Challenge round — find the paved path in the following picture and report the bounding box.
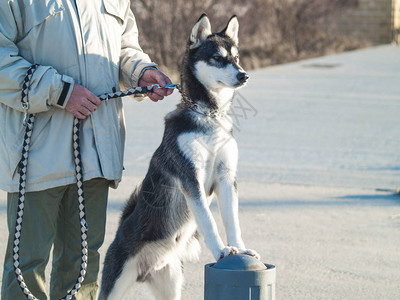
[1,45,399,299]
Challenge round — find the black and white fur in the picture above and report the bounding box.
[99,14,260,300]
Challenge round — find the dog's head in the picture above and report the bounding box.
[185,14,248,91]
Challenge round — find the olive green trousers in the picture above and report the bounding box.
[1,178,109,300]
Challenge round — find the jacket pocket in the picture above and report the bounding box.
[103,0,126,24]
[7,111,54,180]
[21,0,64,34]
[2,107,26,179]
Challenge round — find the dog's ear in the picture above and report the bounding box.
[189,13,212,49]
[221,15,239,45]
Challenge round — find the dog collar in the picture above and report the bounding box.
[176,85,225,118]
[187,103,225,118]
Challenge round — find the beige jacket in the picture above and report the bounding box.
[0,0,156,192]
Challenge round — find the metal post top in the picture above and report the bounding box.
[207,254,274,271]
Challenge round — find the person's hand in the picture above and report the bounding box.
[65,84,101,119]
[138,69,173,102]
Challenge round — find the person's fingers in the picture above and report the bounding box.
[151,70,166,86]
[78,105,92,117]
[163,74,173,86]
[153,87,170,97]
[154,74,174,96]
[77,85,100,106]
[84,89,101,106]
[73,111,86,119]
[82,98,98,113]
[154,71,173,88]
[159,73,174,96]
[70,102,93,119]
[66,83,103,119]
[148,92,164,102]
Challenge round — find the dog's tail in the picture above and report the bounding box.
[120,182,142,222]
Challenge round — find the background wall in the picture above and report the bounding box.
[393,0,400,42]
[337,0,398,44]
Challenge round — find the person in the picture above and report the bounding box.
[0,1,172,299]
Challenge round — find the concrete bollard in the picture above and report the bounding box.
[204,254,276,300]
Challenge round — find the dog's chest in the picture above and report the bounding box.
[177,121,238,191]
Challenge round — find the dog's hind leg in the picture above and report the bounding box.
[145,255,183,300]
[101,256,139,300]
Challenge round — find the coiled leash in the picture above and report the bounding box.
[13,64,179,300]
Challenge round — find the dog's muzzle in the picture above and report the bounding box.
[237,72,249,84]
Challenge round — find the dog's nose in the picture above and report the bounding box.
[237,72,249,83]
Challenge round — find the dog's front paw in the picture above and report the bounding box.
[218,246,239,260]
[238,248,261,260]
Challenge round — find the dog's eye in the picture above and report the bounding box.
[212,55,223,62]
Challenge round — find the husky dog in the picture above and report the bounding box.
[99,14,260,300]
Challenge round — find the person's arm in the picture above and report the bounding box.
[0,2,102,119]
[119,6,156,88]
[119,6,172,102]
[0,2,74,113]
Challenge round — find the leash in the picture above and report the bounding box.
[98,83,178,101]
[98,83,223,118]
[13,67,177,300]
[14,64,89,300]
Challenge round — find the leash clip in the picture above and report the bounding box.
[151,83,180,90]
[22,103,30,127]
[166,84,180,89]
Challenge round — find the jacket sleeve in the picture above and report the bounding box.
[119,5,157,91]
[0,2,74,113]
